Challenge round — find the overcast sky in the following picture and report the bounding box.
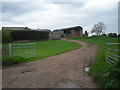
[1,0,119,35]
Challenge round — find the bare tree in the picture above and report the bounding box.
[91,22,106,35]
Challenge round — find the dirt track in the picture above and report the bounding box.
[2,40,99,88]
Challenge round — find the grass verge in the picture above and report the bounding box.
[72,36,120,88]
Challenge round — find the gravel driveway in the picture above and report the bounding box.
[2,40,99,88]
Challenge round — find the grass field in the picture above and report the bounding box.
[2,40,81,65]
[72,36,120,88]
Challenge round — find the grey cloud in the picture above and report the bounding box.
[2,2,32,22]
[2,2,46,22]
[53,2,85,7]
[1,1,118,34]
[2,2,32,14]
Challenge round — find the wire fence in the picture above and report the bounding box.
[106,43,120,65]
[9,43,36,58]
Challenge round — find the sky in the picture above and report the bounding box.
[1,0,119,35]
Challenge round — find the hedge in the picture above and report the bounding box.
[10,30,49,41]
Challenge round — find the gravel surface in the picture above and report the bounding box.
[2,39,99,88]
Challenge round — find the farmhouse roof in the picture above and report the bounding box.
[2,27,30,31]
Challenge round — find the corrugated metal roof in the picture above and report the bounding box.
[60,26,83,31]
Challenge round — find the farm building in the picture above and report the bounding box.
[60,26,83,38]
[2,27,31,31]
[49,30,61,40]
[49,26,83,40]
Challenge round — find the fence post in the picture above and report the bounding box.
[9,44,12,56]
[106,43,108,62]
[34,44,36,57]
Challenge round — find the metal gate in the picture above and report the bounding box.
[9,43,36,58]
[106,43,120,64]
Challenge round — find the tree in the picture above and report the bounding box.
[91,22,106,35]
[2,30,12,43]
[84,31,88,37]
[108,33,117,37]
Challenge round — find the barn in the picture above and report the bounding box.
[60,26,83,38]
[49,26,83,40]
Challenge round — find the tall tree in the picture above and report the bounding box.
[91,22,106,35]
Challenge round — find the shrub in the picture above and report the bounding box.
[101,34,107,36]
[2,30,12,43]
[89,35,95,37]
[108,33,117,37]
[89,35,98,38]
[118,33,120,37]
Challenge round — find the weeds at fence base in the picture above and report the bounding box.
[2,56,30,65]
[104,63,120,88]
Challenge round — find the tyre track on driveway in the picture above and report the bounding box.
[3,39,99,88]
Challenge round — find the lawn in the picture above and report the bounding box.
[72,36,120,88]
[2,40,81,65]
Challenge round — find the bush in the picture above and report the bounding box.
[89,35,99,38]
[2,30,12,43]
[101,34,107,36]
[118,33,120,37]
[90,35,96,37]
[108,33,117,37]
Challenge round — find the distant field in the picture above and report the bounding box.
[72,36,120,88]
[3,40,81,65]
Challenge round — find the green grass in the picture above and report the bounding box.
[2,40,81,65]
[72,36,120,88]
